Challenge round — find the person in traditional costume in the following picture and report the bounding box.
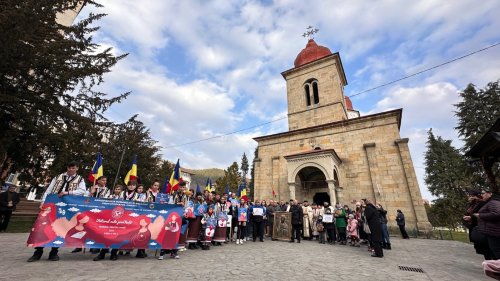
[120,180,139,201]
[92,179,124,261]
[146,180,161,203]
[116,180,139,257]
[27,162,86,262]
[186,193,205,250]
[236,199,248,245]
[74,175,110,254]
[110,184,123,200]
[228,193,239,242]
[133,184,148,258]
[214,196,229,245]
[311,203,321,240]
[302,201,313,240]
[89,176,111,199]
[173,182,188,207]
[135,184,147,202]
[201,206,217,250]
[158,213,182,259]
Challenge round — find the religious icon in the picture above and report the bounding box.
[272,211,292,241]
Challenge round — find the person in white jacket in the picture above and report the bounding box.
[27,162,87,262]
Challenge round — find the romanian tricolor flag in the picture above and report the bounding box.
[124,155,138,185]
[238,184,248,202]
[205,178,213,192]
[165,159,182,194]
[88,153,103,184]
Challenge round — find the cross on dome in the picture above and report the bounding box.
[302,26,319,39]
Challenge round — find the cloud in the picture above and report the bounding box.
[128,213,139,217]
[146,214,156,218]
[86,241,95,245]
[55,202,67,207]
[149,242,158,246]
[67,207,80,212]
[158,210,168,214]
[89,209,101,213]
[80,0,500,199]
[53,241,64,245]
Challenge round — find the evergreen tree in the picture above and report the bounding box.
[424,129,469,227]
[216,162,240,194]
[99,116,162,188]
[0,0,129,184]
[454,81,500,190]
[455,81,500,152]
[240,153,249,183]
[424,129,470,197]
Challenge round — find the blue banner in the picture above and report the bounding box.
[27,194,184,250]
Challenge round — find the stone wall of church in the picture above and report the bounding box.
[254,111,431,233]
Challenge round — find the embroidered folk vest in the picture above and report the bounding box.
[50,173,83,194]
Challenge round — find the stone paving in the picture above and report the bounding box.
[0,233,489,281]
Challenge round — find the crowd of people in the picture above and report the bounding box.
[2,162,412,262]
[462,188,500,279]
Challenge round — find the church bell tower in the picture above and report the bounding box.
[282,38,349,131]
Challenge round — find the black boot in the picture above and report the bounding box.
[48,248,59,261]
[93,251,106,261]
[110,249,118,261]
[27,248,43,262]
[386,243,391,250]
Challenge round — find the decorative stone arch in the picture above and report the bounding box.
[289,161,331,184]
[284,149,342,205]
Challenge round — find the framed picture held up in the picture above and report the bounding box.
[272,211,292,241]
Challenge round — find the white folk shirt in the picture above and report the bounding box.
[41,172,86,203]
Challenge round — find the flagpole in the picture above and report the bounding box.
[112,147,127,188]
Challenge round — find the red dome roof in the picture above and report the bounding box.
[294,39,332,68]
[344,96,353,110]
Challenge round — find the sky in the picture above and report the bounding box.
[80,0,500,201]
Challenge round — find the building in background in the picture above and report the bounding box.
[253,38,431,233]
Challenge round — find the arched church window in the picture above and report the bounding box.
[304,84,311,106]
[312,81,319,104]
[304,79,320,106]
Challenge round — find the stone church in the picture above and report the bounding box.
[253,39,431,232]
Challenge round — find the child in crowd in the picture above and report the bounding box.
[316,215,326,244]
[135,184,147,202]
[110,184,123,199]
[323,208,336,245]
[347,214,360,247]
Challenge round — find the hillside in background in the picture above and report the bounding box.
[188,168,225,188]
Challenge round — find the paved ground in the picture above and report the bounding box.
[0,233,489,281]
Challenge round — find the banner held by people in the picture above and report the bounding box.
[26,194,183,250]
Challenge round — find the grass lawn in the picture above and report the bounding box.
[432,229,470,243]
[5,218,36,233]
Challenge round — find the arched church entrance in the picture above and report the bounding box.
[313,192,330,206]
[294,166,330,204]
